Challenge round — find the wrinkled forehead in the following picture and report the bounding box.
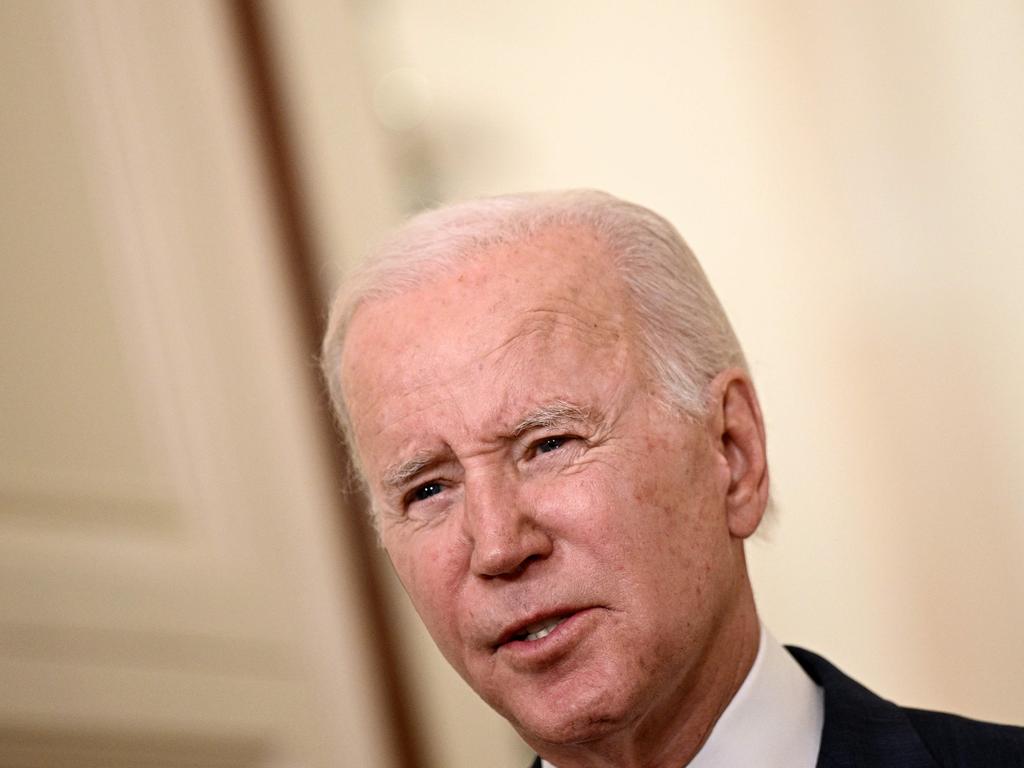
[338,226,636,442]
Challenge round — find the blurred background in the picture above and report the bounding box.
[1,1,1022,766]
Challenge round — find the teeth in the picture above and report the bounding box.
[523,616,566,642]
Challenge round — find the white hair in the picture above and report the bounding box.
[321,189,747,477]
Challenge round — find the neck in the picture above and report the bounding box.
[530,583,760,768]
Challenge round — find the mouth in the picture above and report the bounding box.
[495,609,582,649]
[514,614,572,643]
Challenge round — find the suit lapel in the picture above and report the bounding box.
[787,647,941,768]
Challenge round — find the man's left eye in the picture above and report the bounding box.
[535,436,567,454]
[411,482,444,502]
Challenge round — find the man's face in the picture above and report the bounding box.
[341,228,751,746]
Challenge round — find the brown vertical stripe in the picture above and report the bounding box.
[227,3,424,767]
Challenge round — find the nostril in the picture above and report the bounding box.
[514,553,544,574]
[481,551,548,582]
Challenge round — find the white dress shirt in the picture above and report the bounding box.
[541,624,824,768]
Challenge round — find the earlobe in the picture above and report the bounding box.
[709,369,769,539]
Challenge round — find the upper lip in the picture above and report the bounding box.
[492,606,586,648]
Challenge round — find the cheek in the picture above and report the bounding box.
[587,443,725,584]
[532,471,626,539]
[389,534,466,637]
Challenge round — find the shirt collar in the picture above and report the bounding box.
[687,624,824,768]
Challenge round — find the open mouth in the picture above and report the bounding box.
[510,613,572,643]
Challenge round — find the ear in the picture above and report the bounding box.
[707,368,769,539]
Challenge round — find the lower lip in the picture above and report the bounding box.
[497,608,596,666]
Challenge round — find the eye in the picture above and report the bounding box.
[409,481,444,504]
[535,436,568,455]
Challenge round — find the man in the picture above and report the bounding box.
[321,190,1023,767]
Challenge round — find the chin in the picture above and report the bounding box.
[505,679,638,748]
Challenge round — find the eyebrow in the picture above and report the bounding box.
[509,400,593,438]
[382,451,443,492]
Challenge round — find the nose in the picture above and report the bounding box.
[463,472,553,578]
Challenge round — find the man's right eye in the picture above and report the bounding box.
[410,482,444,504]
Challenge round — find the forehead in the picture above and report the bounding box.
[340,227,636,453]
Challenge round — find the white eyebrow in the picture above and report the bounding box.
[510,401,592,438]
[382,451,440,492]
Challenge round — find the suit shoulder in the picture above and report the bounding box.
[905,707,1024,767]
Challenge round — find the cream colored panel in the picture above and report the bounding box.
[0,0,174,533]
[0,724,268,768]
[1,1,396,766]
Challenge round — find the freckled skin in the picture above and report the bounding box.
[341,227,767,768]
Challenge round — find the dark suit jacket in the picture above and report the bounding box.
[791,646,1023,767]
[529,647,1024,767]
